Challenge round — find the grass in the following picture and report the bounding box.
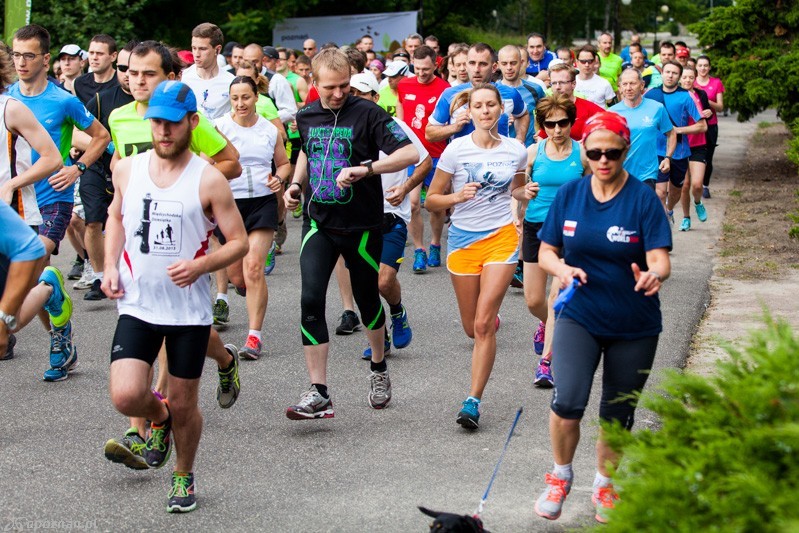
[729,190,743,197]
[758,121,776,128]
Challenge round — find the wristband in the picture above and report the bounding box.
[649,271,662,282]
[289,182,302,190]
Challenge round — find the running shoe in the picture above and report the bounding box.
[666,210,675,225]
[67,257,85,280]
[72,261,95,290]
[593,484,620,524]
[217,344,240,409]
[680,217,691,232]
[534,357,554,388]
[2,334,16,361]
[456,398,480,429]
[335,310,361,335]
[362,330,391,360]
[212,299,229,326]
[510,263,524,288]
[534,473,573,520]
[695,201,708,222]
[413,248,428,273]
[103,427,149,470]
[533,321,546,355]
[274,243,282,255]
[495,314,501,332]
[368,370,392,409]
[286,387,335,420]
[703,186,711,199]
[428,244,442,267]
[40,267,72,329]
[84,278,107,300]
[234,285,247,297]
[275,221,287,249]
[167,471,196,513]
[43,322,77,382]
[264,241,276,275]
[239,335,262,360]
[390,305,412,349]
[144,399,172,468]
[420,185,427,207]
[292,204,302,218]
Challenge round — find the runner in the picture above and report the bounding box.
[425,83,527,430]
[678,65,712,231]
[596,32,623,93]
[181,23,235,119]
[694,55,725,199]
[496,44,545,148]
[526,33,556,80]
[73,35,119,104]
[536,63,604,142]
[103,80,248,512]
[214,75,290,359]
[282,48,417,418]
[534,112,671,524]
[57,44,85,93]
[574,45,616,109]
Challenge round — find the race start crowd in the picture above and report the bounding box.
[0,22,724,520]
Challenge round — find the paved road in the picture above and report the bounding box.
[0,113,754,532]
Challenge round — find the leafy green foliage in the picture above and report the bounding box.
[601,314,799,531]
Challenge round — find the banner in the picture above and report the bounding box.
[4,0,32,44]
[273,11,418,53]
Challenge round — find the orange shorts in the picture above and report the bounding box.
[446,223,519,276]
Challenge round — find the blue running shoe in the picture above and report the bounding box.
[457,397,480,430]
[510,263,524,288]
[362,331,392,360]
[39,266,72,329]
[44,322,77,382]
[428,244,441,267]
[533,321,546,355]
[390,305,412,349]
[413,248,427,273]
[264,241,276,275]
[702,186,711,199]
[695,201,708,222]
[666,210,675,225]
[680,217,691,232]
[534,357,554,388]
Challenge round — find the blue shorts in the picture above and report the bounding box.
[38,201,73,254]
[380,216,408,271]
[409,157,439,187]
[656,156,688,187]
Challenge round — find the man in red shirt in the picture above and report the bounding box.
[538,62,604,141]
[397,45,451,273]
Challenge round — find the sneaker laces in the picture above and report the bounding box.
[596,485,618,509]
[544,473,570,502]
[244,336,260,350]
[50,328,69,354]
[296,389,322,410]
[371,372,388,395]
[218,367,233,392]
[170,473,192,498]
[148,426,168,452]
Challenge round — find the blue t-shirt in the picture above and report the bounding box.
[526,50,556,76]
[539,176,672,339]
[526,139,584,223]
[610,98,673,182]
[643,86,701,160]
[497,79,546,147]
[0,202,45,263]
[620,46,648,63]
[429,82,526,140]
[7,82,95,206]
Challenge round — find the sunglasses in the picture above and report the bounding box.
[585,148,625,161]
[543,118,571,129]
[117,64,129,72]
[577,59,594,64]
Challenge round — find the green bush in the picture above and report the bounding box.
[600,314,799,532]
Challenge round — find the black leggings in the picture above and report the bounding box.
[299,220,385,346]
[550,318,659,430]
[703,124,719,187]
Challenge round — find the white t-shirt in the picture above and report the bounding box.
[525,75,548,91]
[575,74,616,109]
[437,134,527,232]
[214,114,278,199]
[381,118,429,224]
[181,65,235,119]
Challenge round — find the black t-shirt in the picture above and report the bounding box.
[74,72,120,105]
[296,95,411,231]
[86,85,134,176]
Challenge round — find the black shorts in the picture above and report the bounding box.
[78,164,113,225]
[656,156,689,187]
[521,220,544,263]
[288,137,301,165]
[214,194,278,243]
[689,145,707,164]
[110,315,210,379]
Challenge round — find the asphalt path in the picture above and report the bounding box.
[0,113,754,532]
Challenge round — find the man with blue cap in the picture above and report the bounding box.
[102,80,248,513]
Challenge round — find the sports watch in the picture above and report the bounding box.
[75,161,87,174]
[361,159,374,177]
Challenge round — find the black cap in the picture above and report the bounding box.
[222,41,240,57]
[262,46,279,59]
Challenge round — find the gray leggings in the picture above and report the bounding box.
[550,318,659,430]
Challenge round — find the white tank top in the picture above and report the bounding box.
[213,114,277,199]
[0,95,43,226]
[117,151,216,325]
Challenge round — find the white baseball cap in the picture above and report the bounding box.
[383,60,409,77]
[59,44,83,58]
[350,72,380,94]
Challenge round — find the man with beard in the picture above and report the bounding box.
[104,80,247,512]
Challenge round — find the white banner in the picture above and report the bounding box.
[273,11,419,53]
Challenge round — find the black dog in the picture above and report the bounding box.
[418,507,489,533]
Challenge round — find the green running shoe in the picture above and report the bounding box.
[144,400,172,469]
[167,471,196,513]
[39,266,72,329]
[104,427,149,470]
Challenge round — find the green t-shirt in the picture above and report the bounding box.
[256,94,280,121]
[377,85,398,117]
[108,101,227,158]
[284,71,303,103]
[598,52,623,92]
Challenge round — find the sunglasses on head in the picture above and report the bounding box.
[543,118,571,129]
[585,148,625,161]
[117,64,129,72]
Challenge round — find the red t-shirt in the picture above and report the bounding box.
[305,84,319,105]
[397,75,451,158]
[539,97,604,141]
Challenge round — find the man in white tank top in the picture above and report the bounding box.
[102,81,248,513]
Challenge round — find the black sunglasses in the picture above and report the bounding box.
[585,148,625,161]
[117,64,129,72]
[543,118,571,129]
[577,59,594,64]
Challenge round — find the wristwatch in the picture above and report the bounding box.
[0,309,17,330]
[361,159,374,177]
[75,161,87,174]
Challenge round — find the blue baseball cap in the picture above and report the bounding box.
[144,80,197,122]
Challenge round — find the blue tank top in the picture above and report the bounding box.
[525,139,584,223]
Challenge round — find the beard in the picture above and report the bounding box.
[152,127,192,160]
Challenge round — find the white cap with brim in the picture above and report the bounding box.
[59,44,82,57]
[350,72,380,94]
[383,61,409,77]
